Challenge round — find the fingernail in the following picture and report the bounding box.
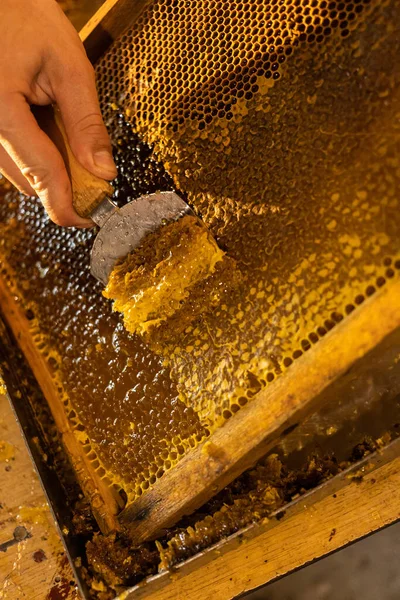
[93,151,117,179]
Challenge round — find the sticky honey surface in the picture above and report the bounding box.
[0,0,400,507]
[97,0,400,432]
[104,215,225,335]
[0,128,208,502]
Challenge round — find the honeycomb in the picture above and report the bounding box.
[1,0,400,508]
[0,122,208,502]
[103,215,225,335]
[96,0,400,428]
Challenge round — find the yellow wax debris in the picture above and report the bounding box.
[104,216,224,336]
[0,440,15,461]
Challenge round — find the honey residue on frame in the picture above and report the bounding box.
[0,440,15,462]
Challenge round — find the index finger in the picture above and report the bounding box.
[0,91,92,227]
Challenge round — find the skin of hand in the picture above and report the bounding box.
[0,0,117,227]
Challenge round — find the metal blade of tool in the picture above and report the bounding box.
[90,192,194,284]
[35,105,196,285]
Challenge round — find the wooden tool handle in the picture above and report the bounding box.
[35,105,114,218]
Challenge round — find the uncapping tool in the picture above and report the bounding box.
[38,106,193,285]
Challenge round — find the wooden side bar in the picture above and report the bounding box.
[119,280,400,542]
[126,437,400,599]
[0,275,123,534]
[80,0,150,62]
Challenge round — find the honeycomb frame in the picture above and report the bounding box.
[0,0,400,518]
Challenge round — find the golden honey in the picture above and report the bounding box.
[0,1,399,596]
[104,215,225,335]
[0,0,400,524]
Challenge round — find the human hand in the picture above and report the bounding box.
[0,0,116,227]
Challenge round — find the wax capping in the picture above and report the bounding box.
[103,215,225,335]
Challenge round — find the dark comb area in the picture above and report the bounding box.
[0,117,207,502]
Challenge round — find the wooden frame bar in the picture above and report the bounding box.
[80,0,150,62]
[124,437,400,600]
[119,280,400,541]
[0,274,123,534]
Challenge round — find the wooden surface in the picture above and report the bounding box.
[119,279,400,542]
[0,273,122,536]
[127,438,400,600]
[0,393,80,600]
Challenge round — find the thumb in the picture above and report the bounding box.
[53,58,117,181]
